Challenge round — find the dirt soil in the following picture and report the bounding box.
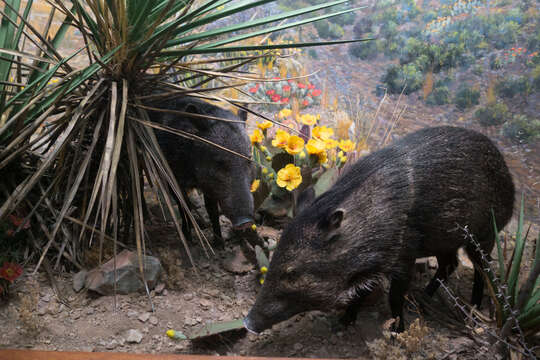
[1,216,539,359]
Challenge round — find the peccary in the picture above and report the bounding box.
[149,97,255,244]
[245,126,514,333]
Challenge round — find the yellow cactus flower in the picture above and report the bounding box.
[260,266,268,274]
[299,114,317,126]
[338,151,344,158]
[250,179,260,193]
[260,145,268,152]
[251,224,257,231]
[338,139,356,152]
[268,172,274,179]
[306,139,326,155]
[317,151,328,164]
[299,151,306,159]
[340,155,347,164]
[276,164,302,191]
[250,129,263,144]
[257,121,273,130]
[259,278,265,285]
[262,167,268,174]
[272,129,290,148]
[285,135,305,155]
[324,138,338,149]
[278,108,292,119]
[266,156,272,161]
[312,126,334,141]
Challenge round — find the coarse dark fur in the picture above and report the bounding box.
[149,97,255,244]
[245,126,514,334]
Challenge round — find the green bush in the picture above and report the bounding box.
[353,18,373,37]
[472,64,484,76]
[492,21,519,49]
[454,85,480,110]
[531,65,540,91]
[425,86,451,105]
[474,103,509,127]
[489,54,504,70]
[496,76,532,98]
[330,6,356,26]
[349,36,377,60]
[314,20,344,39]
[382,63,424,95]
[502,115,540,143]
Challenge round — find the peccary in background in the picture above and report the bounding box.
[245,126,514,333]
[149,97,255,245]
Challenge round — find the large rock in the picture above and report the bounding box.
[85,250,161,295]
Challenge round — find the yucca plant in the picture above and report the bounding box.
[0,0,367,273]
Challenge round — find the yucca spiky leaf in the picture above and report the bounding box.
[0,0,367,272]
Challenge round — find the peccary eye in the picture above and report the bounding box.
[285,266,294,274]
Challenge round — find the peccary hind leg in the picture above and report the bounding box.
[424,253,459,296]
[465,239,494,308]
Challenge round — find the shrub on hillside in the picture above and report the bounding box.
[349,36,377,60]
[474,103,509,127]
[495,76,532,98]
[353,18,373,37]
[314,21,344,39]
[382,63,423,95]
[425,86,451,105]
[454,85,480,110]
[502,115,540,143]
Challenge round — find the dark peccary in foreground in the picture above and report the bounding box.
[149,97,255,245]
[245,126,514,333]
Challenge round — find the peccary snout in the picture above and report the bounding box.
[246,126,514,334]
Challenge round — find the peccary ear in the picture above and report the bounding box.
[238,108,248,122]
[327,208,345,230]
[185,103,210,132]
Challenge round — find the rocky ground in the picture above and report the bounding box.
[1,214,538,359]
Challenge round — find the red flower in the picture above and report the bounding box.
[249,87,258,93]
[266,89,275,96]
[8,214,30,229]
[0,262,23,283]
[302,99,309,106]
[307,83,315,90]
[297,83,306,89]
[272,77,281,80]
[283,85,291,92]
[287,79,294,83]
[281,97,289,104]
[311,89,322,97]
[271,94,281,102]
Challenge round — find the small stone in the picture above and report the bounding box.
[81,346,94,352]
[127,310,138,318]
[200,299,212,308]
[71,311,81,320]
[73,270,88,293]
[474,327,485,335]
[149,316,158,326]
[162,289,168,296]
[118,337,126,346]
[242,310,248,317]
[294,343,303,351]
[196,317,202,323]
[174,344,185,351]
[155,283,165,294]
[42,294,51,303]
[125,329,144,344]
[106,339,118,350]
[183,293,194,301]
[86,308,95,315]
[138,312,151,323]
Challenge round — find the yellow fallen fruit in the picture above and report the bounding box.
[251,224,257,231]
[259,278,265,285]
[260,266,268,274]
[166,330,187,340]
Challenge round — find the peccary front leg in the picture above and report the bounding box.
[203,193,224,246]
[425,253,459,296]
[389,259,415,332]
